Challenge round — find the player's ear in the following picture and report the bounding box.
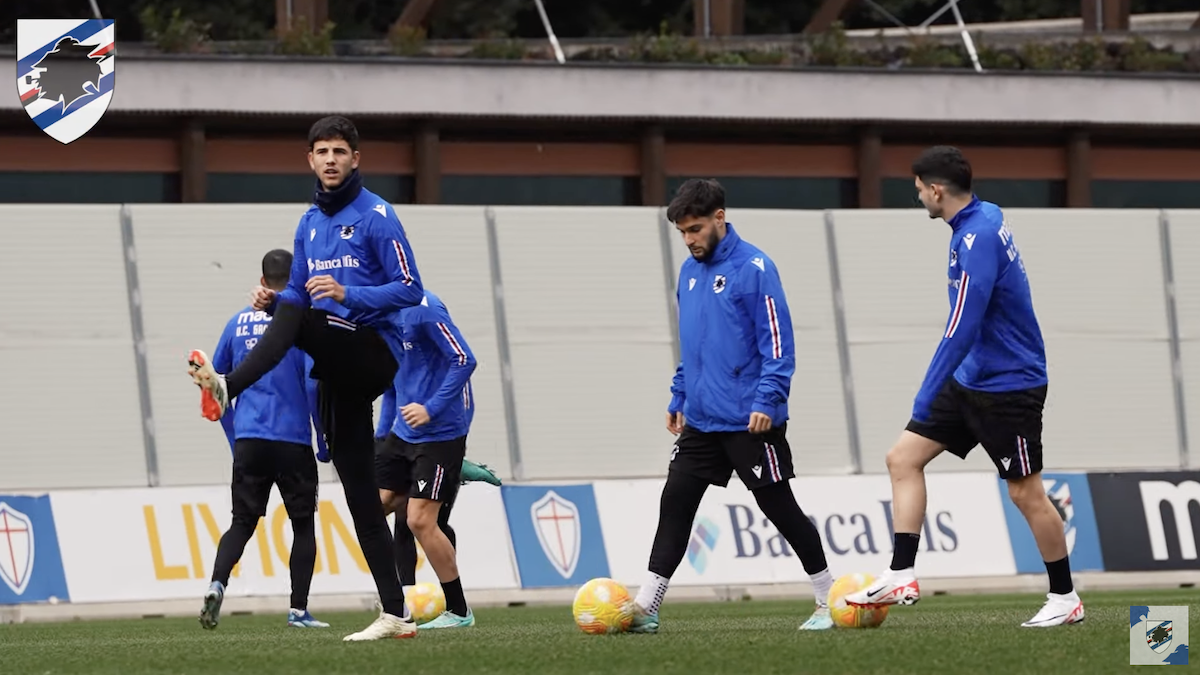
[351,150,361,169]
[260,276,267,287]
[306,151,316,172]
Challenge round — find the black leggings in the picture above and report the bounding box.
[226,305,407,617]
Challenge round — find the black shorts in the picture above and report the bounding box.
[670,423,794,490]
[906,379,1047,480]
[375,433,465,504]
[231,439,319,519]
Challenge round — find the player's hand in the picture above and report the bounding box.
[401,403,431,428]
[748,412,773,434]
[666,411,685,435]
[306,275,345,302]
[250,285,276,310]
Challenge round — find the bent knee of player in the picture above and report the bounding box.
[886,432,940,475]
[406,500,441,534]
[1005,473,1046,511]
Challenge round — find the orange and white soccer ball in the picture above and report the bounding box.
[828,573,889,628]
[405,582,446,625]
[572,577,635,634]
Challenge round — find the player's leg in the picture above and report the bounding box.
[729,426,834,630]
[187,304,310,421]
[437,480,458,550]
[407,438,473,629]
[972,386,1082,627]
[630,427,723,633]
[375,435,418,589]
[323,384,416,641]
[202,440,272,629]
[846,382,973,608]
[276,442,328,628]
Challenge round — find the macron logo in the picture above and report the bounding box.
[751,257,765,272]
[309,255,361,272]
[963,233,976,250]
[373,204,387,217]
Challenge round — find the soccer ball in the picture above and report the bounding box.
[828,573,889,628]
[405,582,446,625]
[572,577,635,635]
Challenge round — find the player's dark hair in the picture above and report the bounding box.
[308,115,359,151]
[912,146,972,194]
[262,249,292,288]
[666,179,726,223]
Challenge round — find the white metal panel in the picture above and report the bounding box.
[833,209,959,472]
[1012,209,1176,469]
[0,206,147,489]
[131,205,319,486]
[666,210,852,474]
[393,206,511,477]
[493,207,675,479]
[1165,210,1200,468]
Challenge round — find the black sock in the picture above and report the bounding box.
[647,471,710,578]
[394,517,418,587]
[751,481,828,575]
[289,516,317,611]
[211,516,257,587]
[442,577,468,616]
[1045,556,1073,595]
[891,533,920,571]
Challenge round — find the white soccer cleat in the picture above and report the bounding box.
[187,349,229,421]
[844,568,921,608]
[342,611,417,641]
[1021,591,1084,628]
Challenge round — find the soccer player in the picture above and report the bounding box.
[844,146,1084,628]
[630,179,836,633]
[187,115,426,641]
[375,388,500,603]
[200,249,330,631]
[374,290,478,629]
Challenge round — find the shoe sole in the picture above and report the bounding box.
[1022,615,1085,628]
[187,350,224,421]
[199,592,222,630]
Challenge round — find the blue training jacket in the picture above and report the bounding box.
[275,185,425,337]
[668,224,795,432]
[911,196,1048,423]
[213,307,328,459]
[374,292,477,444]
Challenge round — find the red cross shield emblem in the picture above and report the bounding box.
[0,502,35,596]
[530,491,580,579]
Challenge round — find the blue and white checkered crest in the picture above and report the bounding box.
[16,19,115,145]
[1147,618,1173,654]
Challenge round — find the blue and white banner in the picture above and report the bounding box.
[500,485,611,588]
[0,495,70,605]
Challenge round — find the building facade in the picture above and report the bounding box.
[3,56,1199,209]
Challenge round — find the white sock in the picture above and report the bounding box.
[888,566,916,581]
[635,572,670,616]
[810,568,834,607]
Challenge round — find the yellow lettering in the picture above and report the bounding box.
[319,500,368,574]
[197,504,238,578]
[254,518,275,577]
[182,504,205,579]
[143,505,188,581]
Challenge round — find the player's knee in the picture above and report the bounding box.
[1005,474,1044,511]
[885,444,916,475]
[406,502,440,534]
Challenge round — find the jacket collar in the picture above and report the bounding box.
[947,195,981,232]
[314,169,364,217]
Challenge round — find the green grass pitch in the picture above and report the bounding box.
[1,588,1194,674]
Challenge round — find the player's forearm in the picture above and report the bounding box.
[752,365,793,413]
[342,280,424,312]
[913,332,977,420]
[425,363,476,420]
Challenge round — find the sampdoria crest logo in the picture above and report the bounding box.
[16,19,116,145]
